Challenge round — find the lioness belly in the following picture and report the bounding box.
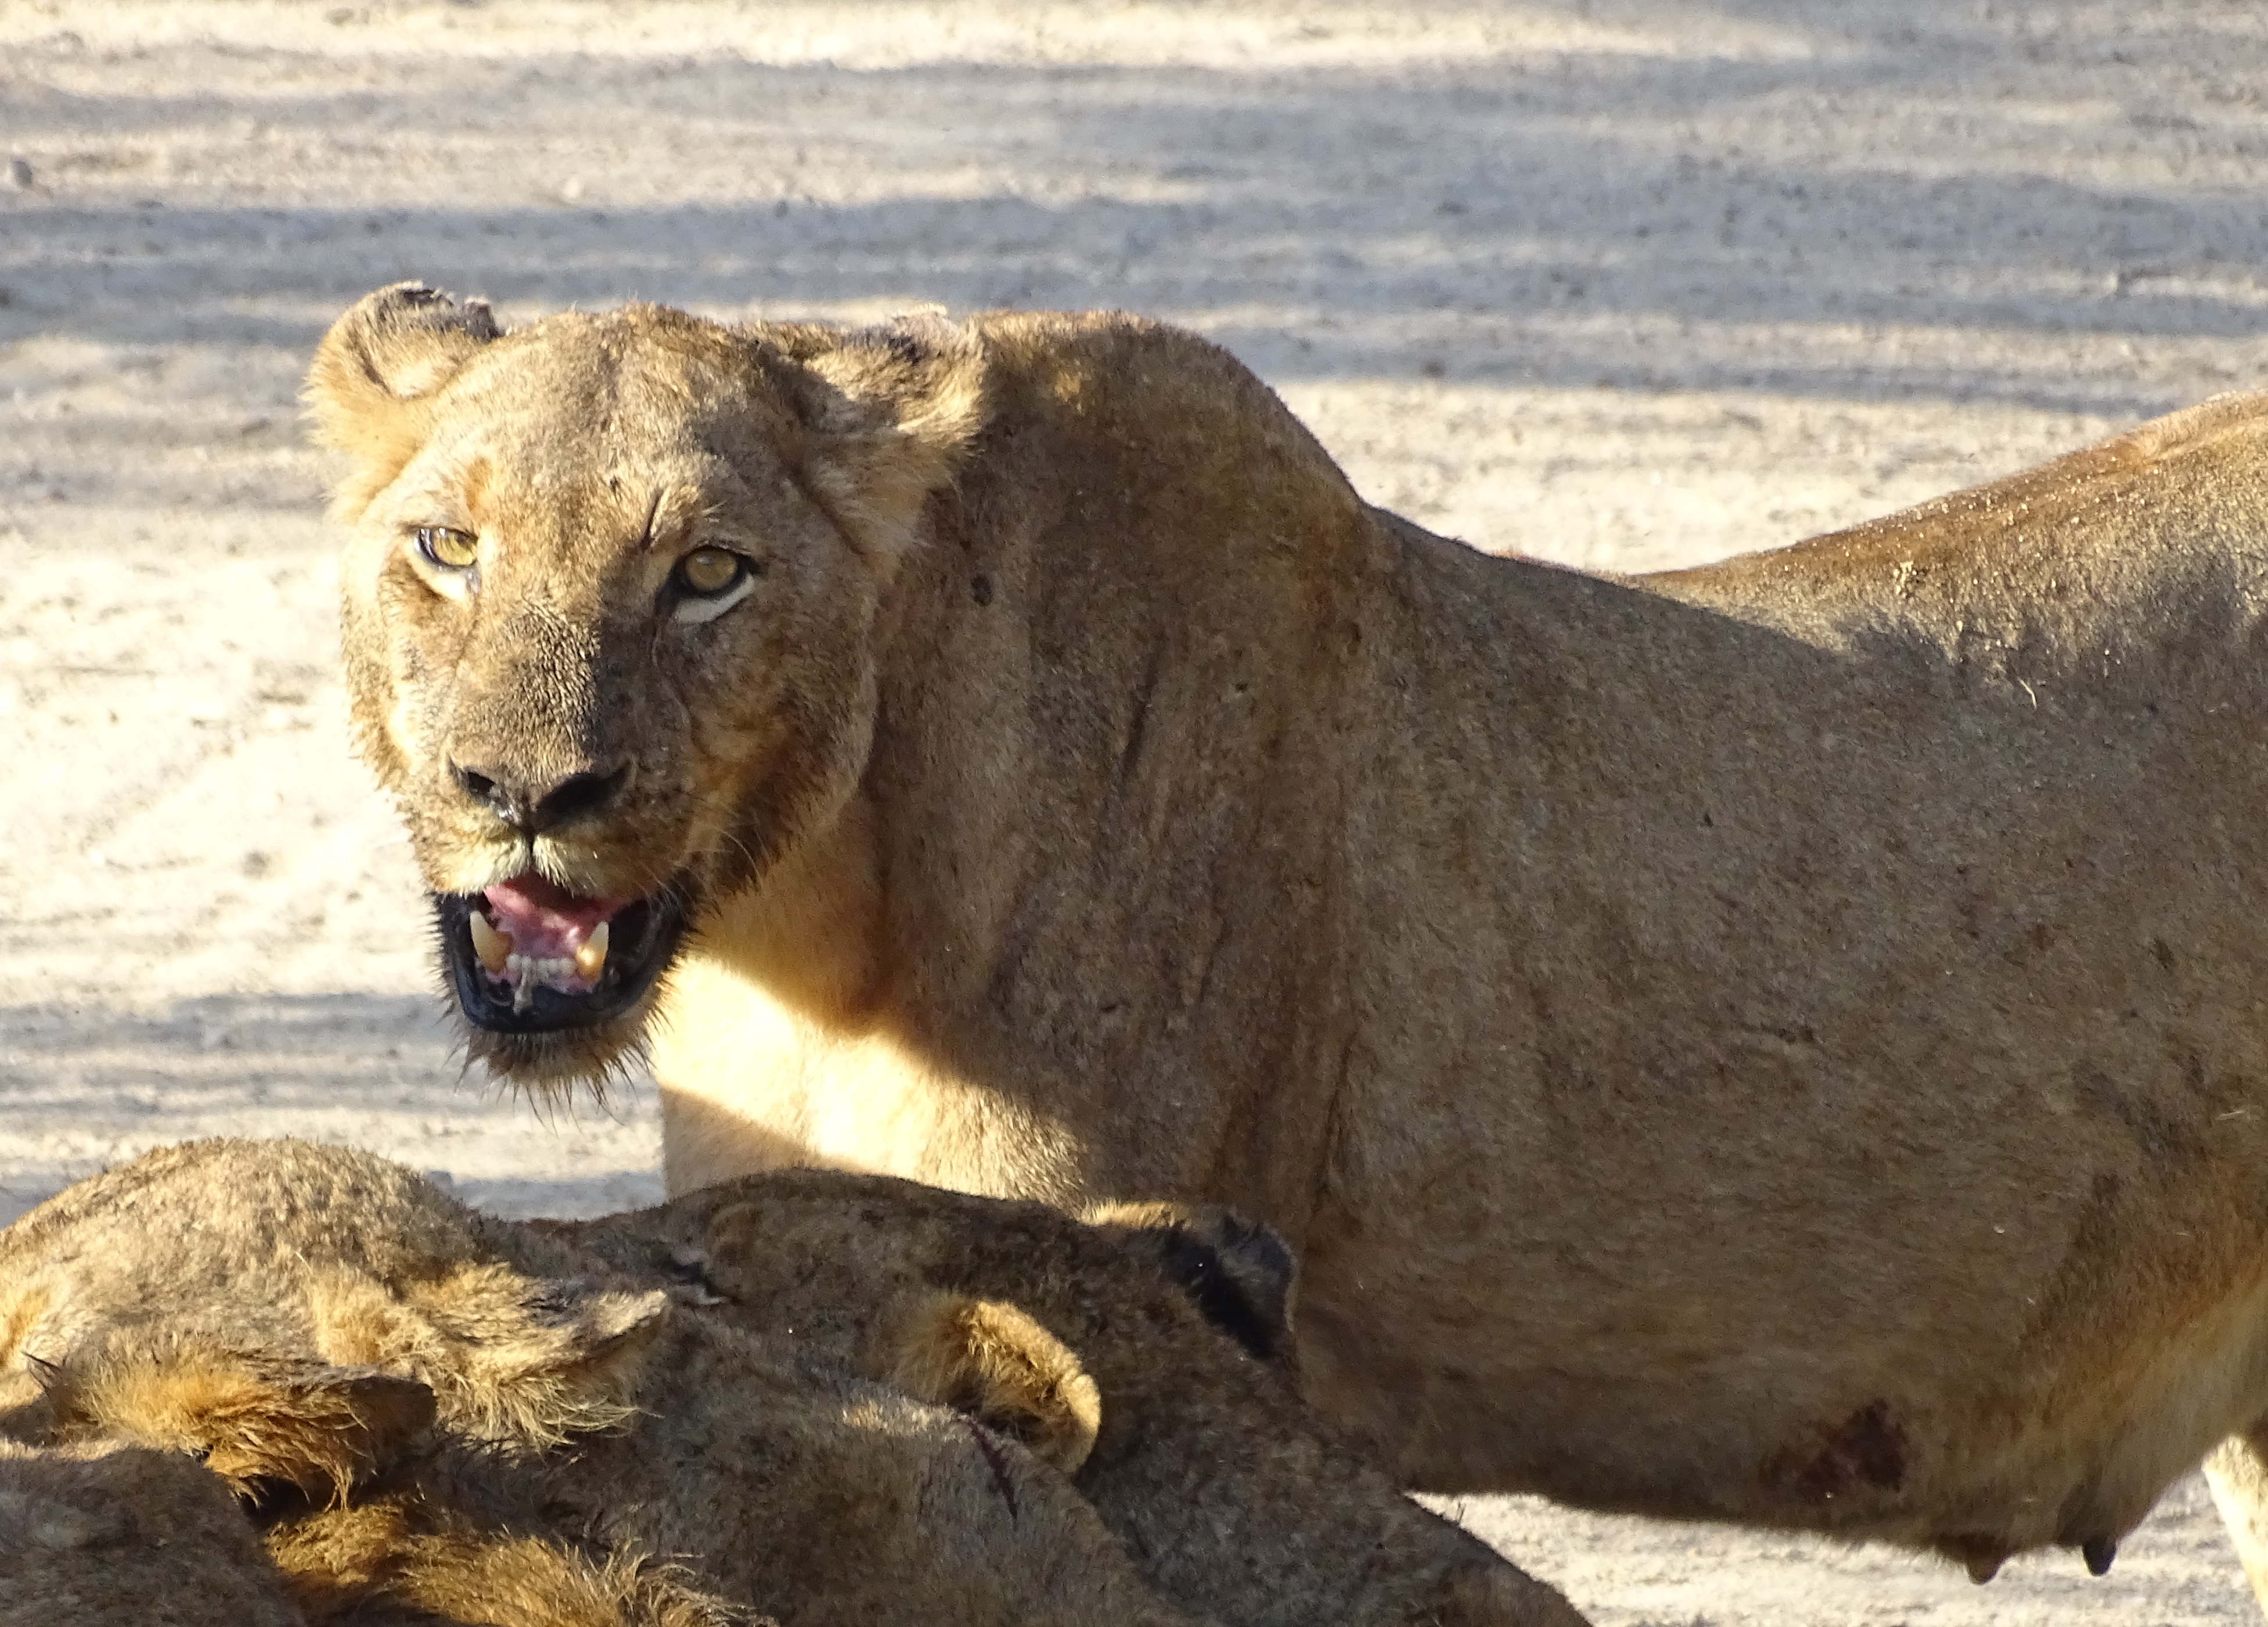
[1293,1146,2268,1560]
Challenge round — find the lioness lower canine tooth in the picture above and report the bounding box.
[470,909,513,974]
[575,919,610,981]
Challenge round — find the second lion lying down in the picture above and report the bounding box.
[0,1139,1582,1627]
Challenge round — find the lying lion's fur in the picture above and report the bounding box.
[0,1439,301,1627]
[313,286,2268,1599]
[1,1141,1583,1627]
[0,1141,1204,1627]
[559,1171,1580,1627]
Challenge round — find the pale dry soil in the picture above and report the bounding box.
[4,2,2267,1620]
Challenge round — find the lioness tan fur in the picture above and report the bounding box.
[1,1141,1584,1627]
[312,284,2268,1603]
[0,1140,1208,1627]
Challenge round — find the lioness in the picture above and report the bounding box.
[313,284,2268,1603]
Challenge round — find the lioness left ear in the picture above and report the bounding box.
[796,314,985,565]
[305,282,500,516]
[885,1295,1101,1476]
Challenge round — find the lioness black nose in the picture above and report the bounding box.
[451,760,632,833]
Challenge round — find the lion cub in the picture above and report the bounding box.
[1,1140,1584,1627]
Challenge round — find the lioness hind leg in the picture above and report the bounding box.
[2205,1428,2268,1618]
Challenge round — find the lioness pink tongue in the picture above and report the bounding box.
[478,873,620,998]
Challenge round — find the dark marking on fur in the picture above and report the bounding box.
[662,1249,728,1307]
[1117,645,1162,785]
[239,1475,322,1526]
[1154,1223,1290,1364]
[2073,1060,2192,1159]
[963,1416,1019,1521]
[1780,1400,1906,1500]
[854,311,956,369]
[970,574,993,607]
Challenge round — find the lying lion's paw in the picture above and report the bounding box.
[884,1295,1101,1476]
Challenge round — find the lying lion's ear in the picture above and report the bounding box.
[59,1345,435,1502]
[794,313,986,565]
[486,1282,671,1450]
[319,1266,670,1453]
[305,282,500,512]
[885,1295,1101,1476]
[1087,1201,1300,1368]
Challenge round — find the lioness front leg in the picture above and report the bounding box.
[2206,1427,2268,1618]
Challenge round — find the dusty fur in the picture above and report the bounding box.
[0,1439,301,1627]
[310,285,2268,1600]
[4,1142,1584,1627]
[564,1169,1590,1627]
[10,1139,1485,1627]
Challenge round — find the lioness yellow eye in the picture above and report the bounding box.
[414,525,478,569]
[675,547,744,596]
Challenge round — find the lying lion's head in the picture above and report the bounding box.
[307,286,981,1085]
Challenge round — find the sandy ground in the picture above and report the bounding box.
[5,1,2268,1619]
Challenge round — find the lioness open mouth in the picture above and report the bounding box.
[434,873,688,1034]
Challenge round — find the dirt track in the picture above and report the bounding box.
[5,3,2268,1619]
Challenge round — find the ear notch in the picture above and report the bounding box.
[1086,1201,1300,1367]
[305,282,500,515]
[793,312,986,565]
[886,1295,1101,1476]
[58,1344,435,1502]
[319,1265,670,1454]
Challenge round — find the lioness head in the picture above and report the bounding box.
[307,285,981,1085]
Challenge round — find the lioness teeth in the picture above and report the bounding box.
[574,920,609,981]
[500,944,602,1012]
[469,909,513,974]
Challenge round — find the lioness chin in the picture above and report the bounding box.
[314,283,2268,1614]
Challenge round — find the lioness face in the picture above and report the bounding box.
[308,288,972,1084]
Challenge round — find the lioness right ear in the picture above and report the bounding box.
[795,313,986,567]
[305,282,499,510]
